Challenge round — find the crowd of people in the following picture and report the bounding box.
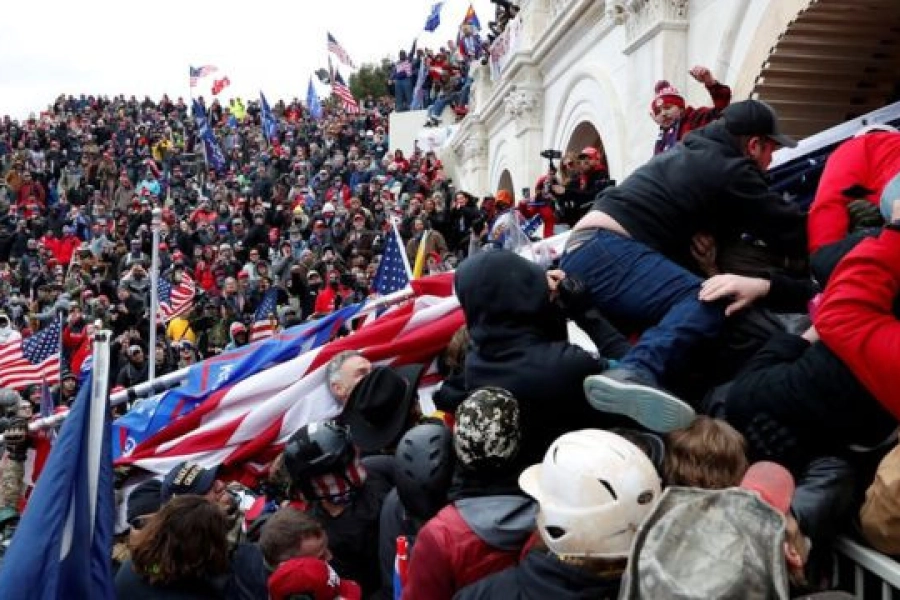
[0,52,898,599]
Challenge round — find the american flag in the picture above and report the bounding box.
[0,320,62,390]
[158,271,196,323]
[250,288,279,342]
[115,275,460,480]
[327,32,355,68]
[189,65,218,88]
[374,224,412,295]
[331,71,360,114]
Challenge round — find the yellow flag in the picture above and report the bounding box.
[412,231,430,278]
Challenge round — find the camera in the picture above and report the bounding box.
[540,149,562,161]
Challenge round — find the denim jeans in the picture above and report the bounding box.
[394,79,413,112]
[560,229,724,382]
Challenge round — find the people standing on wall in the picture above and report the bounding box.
[651,65,732,155]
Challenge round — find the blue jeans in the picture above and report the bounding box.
[560,230,724,382]
[394,79,413,112]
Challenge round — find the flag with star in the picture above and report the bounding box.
[373,221,412,296]
[0,318,62,390]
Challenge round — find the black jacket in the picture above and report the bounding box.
[454,549,621,600]
[725,331,895,470]
[455,251,616,464]
[594,121,807,263]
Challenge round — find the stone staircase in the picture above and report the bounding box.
[753,0,900,140]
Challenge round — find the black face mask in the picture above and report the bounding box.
[309,282,322,291]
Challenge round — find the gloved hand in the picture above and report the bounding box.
[3,418,30,462]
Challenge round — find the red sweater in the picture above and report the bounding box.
[815,228,900,419]
[808,132,900,253]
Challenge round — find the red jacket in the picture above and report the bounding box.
[654,82,732,155]
[808,132,900,253]
[62,323,91,375]
[815,228,900,419]
[401,504,522,600]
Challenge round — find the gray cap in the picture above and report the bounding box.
[620,486,790,600]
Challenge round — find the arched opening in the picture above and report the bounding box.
[752,0,900,140]
[564,121,610,169]
[497,169,514,195]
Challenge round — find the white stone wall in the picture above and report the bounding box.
[446,0,814,196]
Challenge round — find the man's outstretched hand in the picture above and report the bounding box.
[699,274,770,316]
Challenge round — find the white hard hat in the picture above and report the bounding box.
[519,429,661,559]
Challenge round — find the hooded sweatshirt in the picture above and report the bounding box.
[455,250,611,463]
[402,467,537,600]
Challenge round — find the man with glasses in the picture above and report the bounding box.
[561,100,807,433]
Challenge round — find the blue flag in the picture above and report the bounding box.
[192,99,227,173]
[424,1,444,31]
[260,91,278,143]
[306,77,323,120]
[0,365,115,600]
[112,302,362,458]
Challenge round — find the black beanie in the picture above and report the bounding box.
[127,479,163,524]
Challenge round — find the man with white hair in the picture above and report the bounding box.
[327,350,372,407]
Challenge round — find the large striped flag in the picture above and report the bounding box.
[327,32,355,68]
[250,288,279,342]
[332,71,360,114]
[189,64,218,88]
[114,276,459,480]
[158,271,196,323]
[0,319,62,390]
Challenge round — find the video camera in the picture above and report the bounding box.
[540,149,562,161]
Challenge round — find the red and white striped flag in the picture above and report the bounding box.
[250,288,278,342]
[189,65,219,88]
[116,275,460,480]
[331,71,360,114]
[0,320,62,391]
[327,32,355,68]
[158,271,196,323]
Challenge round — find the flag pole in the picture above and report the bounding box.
[148,208,162,383]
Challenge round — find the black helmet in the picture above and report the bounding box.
[394,423,454,521]
[283,420,355,485]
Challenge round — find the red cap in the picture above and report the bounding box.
[238,271,250,280]
[740,461,795,515]
[579,147,600,159]
[267,558,361,600]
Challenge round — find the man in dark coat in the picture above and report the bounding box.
[454,250,631,463]
[563,100,806,432]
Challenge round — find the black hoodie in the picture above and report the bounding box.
[455,251,612,463]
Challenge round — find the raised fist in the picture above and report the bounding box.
[689,65,715,86]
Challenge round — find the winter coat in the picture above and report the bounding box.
[402,496,537,600]
[808,132,900,254]
[455,250,613,463]
[454,548,621,600]
[816,228,900,421]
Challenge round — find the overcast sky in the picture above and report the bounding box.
[1,0,495,120]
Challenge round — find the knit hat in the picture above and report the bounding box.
[268,557,361,600]
[651,80,685,113]
[454,387,521,471]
